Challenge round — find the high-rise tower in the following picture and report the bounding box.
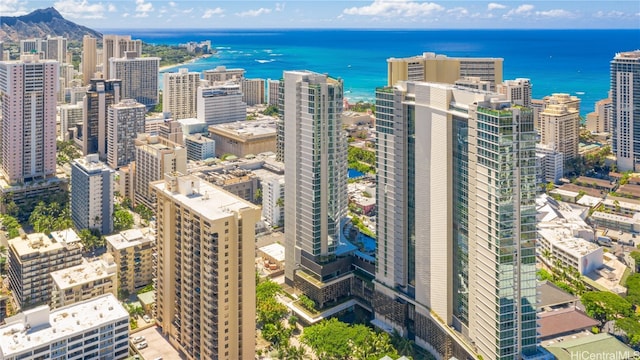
[81,79,121,159]
[0,54,58,185]
[102,35,142,79]
[82,35,97,85]
[107,99,146,169]
[163,68,201,120]
[374,81,542,360]
[152,173,260,360]
[109,53,159,109]
[611,50,640,171]
[282,70,349,306]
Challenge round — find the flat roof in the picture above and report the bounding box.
[538,281,578,309]
[209,120,277,137]
[137,291,155,306]
[0,294,128,357]
[538,307,599,339]
[544,333,635,360]
[617,184,640,198]
[591,211,640,225]
[50,257,116,290]
[50,228,82,245]
[259,243,285,262]
[9,232,81,258]
[151,174,259,221]
[105,228,154,251]
[558,184,605,198]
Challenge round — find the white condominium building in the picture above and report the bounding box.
[163,68,201,120]
[0,294,129,360]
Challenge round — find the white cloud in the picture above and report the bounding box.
[275,3,285,12]
[594,10,626,18]
[182,8,193,14]
[168,1,176,7]
[535,9,575,18]
[447,7,468,17]
[236,8,272,17]
[342,0,444,18]
[0,0,28,16]
[504,4,534,17]
[202,7,224,18]
[107,3,116,12]
[53,0,105,19]
[123,12,130,17]
[135,0,153,17]
[487,3,506,11]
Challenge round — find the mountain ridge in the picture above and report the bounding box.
[0,7,102,42]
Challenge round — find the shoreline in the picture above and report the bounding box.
[159,54,212,72]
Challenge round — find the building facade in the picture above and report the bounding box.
[498,78,532,107]
[539,94,581,164]
[0,54,58,185]
[71,154,114,235]
[80,79,121,159]
[81,35,97,85]
[0,294,129,360]
[109,53,160,109]
[611,50,640,171]
[387,52,503,90]
[50,255,118,309]
[185,134,216,160]
[202,65,245,84]
[262,177,285,227]
[134,134,187,209]
[208,119,277,158]
[241,78,265,105]
[267,79,280,106]
[45,36,67,64]
[102,34,142,79]
[105,228,154,294]
[8,231,83,310]
[197,84,247,125]
[152,173,260,360]
[163,68,201,120]
[107,99,146,169]
[374,81,541,360]
[282,70,349,305]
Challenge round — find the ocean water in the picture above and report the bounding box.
[106,29,640,116]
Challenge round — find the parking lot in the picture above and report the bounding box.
[131,326,185,360]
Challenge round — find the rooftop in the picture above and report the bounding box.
[544,333,635,360]
[209,119,277,138]
[9,232,82,258]
[105,228,153,251]
[73,154,112,174]
[0,294,127,357]
[50,256,117,290]
[538,281,578,309]
[259,243,285,263]
[151,173,259,221]
[388,52,502,62]
[538,307,599,340]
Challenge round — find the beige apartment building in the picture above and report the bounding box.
[152,173,260,360]
[540,93,581,164]
[82,35,97,85]
[208,119,277,158]
[241,78,265,105]
[134,134,187,209]
[105,228,154,294]
[387,51,503,90]
[8,230,83,310]
[50,255,118,308]
[163,68,201,120]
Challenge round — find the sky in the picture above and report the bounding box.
[1,0,639,29]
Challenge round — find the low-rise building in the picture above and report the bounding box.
[591,211,640,233]
[537,229,603,275]
[105,228,154,295]
[185,134,216,160]
[208,119,277,158]
[261,176,284,227]
[8,231,83,310]
[0,294,129,360]
[50,255,118,308]
[536,144,564,184]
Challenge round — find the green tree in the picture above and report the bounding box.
[134,203,154,222]
[276,197,284,208]
[29,201,72,234]
[254,188,263,203]
[1,215,21,239]
[297,294,315,312]
[113,207,134,232]
[581,291,633,322]
[262,104,279,117]
[78,228,103,251]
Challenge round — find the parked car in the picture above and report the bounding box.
[136,342,148,350]
[143,314,151,323]
[131,336,145,344]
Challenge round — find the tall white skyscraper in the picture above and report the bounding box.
[163,68,201,120]
[282,71,348,306]
[109,53,160,109]
[107,99,146,169]
[0,54,58,185]
[374,82,543,360]
[46,36,67,63]
[611,50,640,171]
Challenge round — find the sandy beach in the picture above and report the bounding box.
[159,54,211,72]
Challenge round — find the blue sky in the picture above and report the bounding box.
[2,0,639,29]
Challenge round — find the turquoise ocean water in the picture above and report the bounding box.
[104,29,640,117]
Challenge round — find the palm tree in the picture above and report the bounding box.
[276,197,284,208]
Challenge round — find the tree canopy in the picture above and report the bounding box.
[29,201,73,234]
[581,291,633,322]
[113,204,134,232]
[301,318,398,360]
